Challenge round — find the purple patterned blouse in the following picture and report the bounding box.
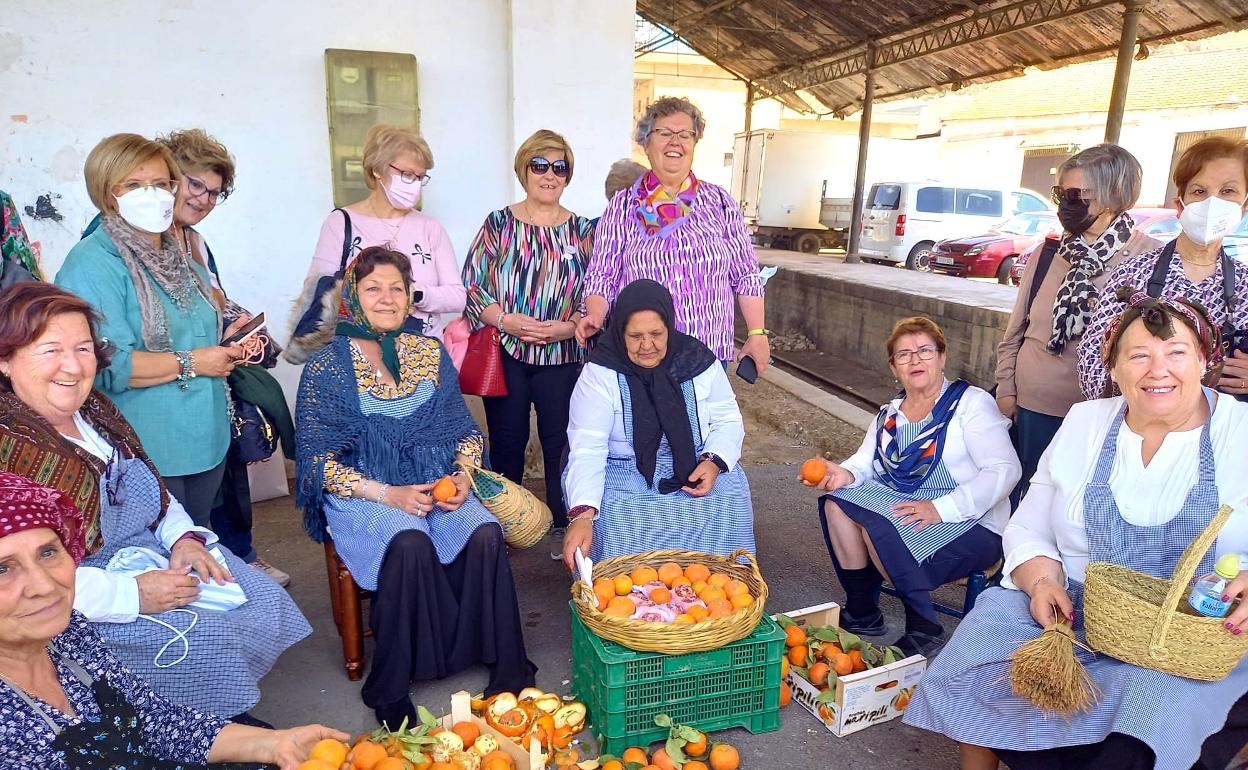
[584,180,764,360]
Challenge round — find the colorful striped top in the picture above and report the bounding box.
[584,179,765,360]
[462,207,594,366]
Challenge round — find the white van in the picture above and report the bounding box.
[857,181,1052,269]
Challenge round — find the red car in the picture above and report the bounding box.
[929,212,1058,284]
[1008,207,1181,285]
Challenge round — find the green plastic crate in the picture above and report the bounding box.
[570,605,784,755]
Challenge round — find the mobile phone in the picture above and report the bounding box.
[735,355,758,384]
[222,312,265,346]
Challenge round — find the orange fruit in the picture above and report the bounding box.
[604,597,635,618]
[298,762,337,770]
[699,587,726,603]
[723,579,749,597]
[784,625,807,648]
[684,729,708,758]
[788,644,809,666]
[642,766,662,770]
[730,593,754,609]
[652,748,677,770]
[671,576,692,588]
[673,613,695,624]
[349,741,389,770]
[593,577,614,594]
[707,598,734,618]
[848,649,867,672]
[631,565,659,586]
[657,562,683,586]
[431,476,458,502]
[595,586,615,611]
[374,759,412,770]
[684,563,711,583]
[781,656,789,679]
[808,661,830,686]
[309,738,350,768]
[707,572,730,589]
[691,580,708,596]
[801,457,827,485]
[685,762,710,770]
[650,587,672,605]
[829,650,854,676]
[613,575,634,596]
[709,744,741,770]
[779,681,792,707]
[687,604,709,622]
[428,763,455,770]
[481,751,515,770]
[601,762,625,770]
[622,747,649,766]
[451,720,480,747]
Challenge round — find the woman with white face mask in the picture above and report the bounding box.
[56,134,249,529]
[295,124,464,348]
[1078,137,1248,401]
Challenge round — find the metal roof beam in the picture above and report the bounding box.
[669,0,752,30]
[753,0,1122,101]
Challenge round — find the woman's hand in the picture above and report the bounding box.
[169,538,234,586]
[1221,570,1248,635]
[562,517,595,572]
[1218,350,1248,396]
[799,459,855,492]
[996,394,1017,421]
[682,460,720,497]
[212,723,352,770]
[435,473,471,512]
[222,314,252,341]
[193,344,244,378]
[500,312,542,337]
[268,725,352,770]
[1028,577,1076,628]
[575,313,604,345]
[388,484,435,517]
[737,334,771,375]
[137,567,201,613]
[890,500,941,532]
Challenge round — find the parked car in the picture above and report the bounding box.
[857,181,1053,270]
[1008,207,1181,286]
[929,211,1058,284]
[1223,211,1248,263]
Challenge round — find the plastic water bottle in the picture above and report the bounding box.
[1186,553,1243,618]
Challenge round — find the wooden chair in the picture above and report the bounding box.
[323,537,373,681]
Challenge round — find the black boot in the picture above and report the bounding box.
[374,695,417,731]
[891,602,946,657]
[840,565,886,635]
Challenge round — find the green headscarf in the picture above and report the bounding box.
[334,255,406,381]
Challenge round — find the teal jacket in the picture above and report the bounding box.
[56,227,230,476]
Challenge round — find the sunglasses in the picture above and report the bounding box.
[1050,186,1095,205]
[528,158,570,178]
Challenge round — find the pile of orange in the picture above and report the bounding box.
[590,561,755,623]
[610,741,741,770]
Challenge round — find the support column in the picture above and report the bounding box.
[744,83,754,134]
[846,46,876,263]
[1104,1,1143,143]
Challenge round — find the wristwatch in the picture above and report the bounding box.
[699,452,728,472]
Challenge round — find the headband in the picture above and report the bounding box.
[1100,287,1223,373]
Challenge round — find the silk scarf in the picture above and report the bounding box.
[871,379,970,493]
[634,171,699,237]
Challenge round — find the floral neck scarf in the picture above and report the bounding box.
[635,171,699,237]
[334,258,406,381]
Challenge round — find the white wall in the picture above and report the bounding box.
[1,0,634,399]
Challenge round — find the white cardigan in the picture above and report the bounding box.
[1002,395,1248,588]
[563,362,745,512]
[838,384,1020,535]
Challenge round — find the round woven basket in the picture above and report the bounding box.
[1084,504,1248,681]
[571,548,767,654]
[456,460,551,549]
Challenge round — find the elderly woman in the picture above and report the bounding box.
[907,292,1248,770]
[996,144,1154,501]
[297,247,534,729]
[806,317,1020,656]
[604,159,648,202]
[301,124,464,342]
[462,129,595,558]
[1079,137,1248,400]
[0,282,310,720]
[561,279,754,568]
[55,133,251,527]
[576,96,769,372]
[0,471,343,769]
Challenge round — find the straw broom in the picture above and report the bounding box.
[1009,619,1100,717]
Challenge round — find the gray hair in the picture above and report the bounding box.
[634,96,707,146]
[605,159,648,200]
[1058,143,1142,215]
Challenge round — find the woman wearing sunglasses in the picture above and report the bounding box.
[302,124,465,341]
[462,129,595,559]
[576,96,768,373]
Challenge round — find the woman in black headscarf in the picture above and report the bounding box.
[561,279,755,568]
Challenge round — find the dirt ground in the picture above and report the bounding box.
[731,372,866,466]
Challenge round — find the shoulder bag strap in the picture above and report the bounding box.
[1022,236,1061,322]
[334,207,353,275]
[1145,240,1178,298]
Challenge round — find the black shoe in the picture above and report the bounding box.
[893,628,946,658]
[374,696,417,730]
[230,711,274,729]
[839,608,887,636]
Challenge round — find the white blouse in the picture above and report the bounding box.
[838,384,1021,535]
[63,412,217,623]
[564,362,746,512]
[1002,395,1248,588]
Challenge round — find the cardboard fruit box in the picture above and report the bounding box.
[440,690,545,770]
[775,602,927,737]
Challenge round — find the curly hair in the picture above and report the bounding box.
[157,128,236,197]
[634,96,707,145]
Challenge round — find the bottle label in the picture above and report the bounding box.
[1189,592,1230,618]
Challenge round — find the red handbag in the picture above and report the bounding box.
[458,324,509,397]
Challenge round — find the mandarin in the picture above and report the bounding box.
[801,457,827,485]
[309,738,349,768]
[450,721,480,747]
[730,593,754,610]
[631,565,659,586]
[595,586,614,611]
[651,748,677,770]
[673,613,695,624]
[781,656,789,679]
[622,747,649,765]
[691,580,708,595]
[848,649,867,672]
[687,604,710,622]
[684,729,708,757]
[374,759,412,770]
[784,625,807,648]
[707,599,734,619]
[481,751,515,770]
[348,741,389,770]
[829,650,854,676]
[723,579,749,597]
[657,562,683,586]
[650,587,672,605]
[601,762,624,770]
[685,763,710,770]
[594,577,614,594]
[613,575,634,596]
[788,644,809,666]
[684,563,711,583]
[297,762,337,770]
[431,476,458,502]
[709,744,741,770]
[779,681,792,707]
[707,573,730,589]
[604,597,635,618]
[671,576,692,588]
[699,587,726,603]
[808,661,830,686]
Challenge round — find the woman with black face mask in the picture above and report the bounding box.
[1078,137,1248,403]
[995,144,1153,505]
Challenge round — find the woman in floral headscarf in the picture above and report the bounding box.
[295,246,534,729]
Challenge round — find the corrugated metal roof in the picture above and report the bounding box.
[636,0,1248,116]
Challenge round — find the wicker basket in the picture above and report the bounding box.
[571,548,768,654]
[456,460,551,549]
[1084,504,1248,681]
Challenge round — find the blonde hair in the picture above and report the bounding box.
[158,128,236,195]
[605,159,647,200]
[83,133,179,214]
[362,124,434,190]
[514,129,575,186]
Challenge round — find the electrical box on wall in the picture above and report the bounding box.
[324,49,420,208]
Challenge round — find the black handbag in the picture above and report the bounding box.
[231,395,277,464]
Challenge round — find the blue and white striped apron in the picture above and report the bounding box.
[84,457,310,716]
[905,390,1248,770]
[323,380,501,592]
[583,376,755,562]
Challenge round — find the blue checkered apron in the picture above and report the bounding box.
[83,457,311,716]
[323,380,501,591]
[830,415,976,564]
[581,375,755,562]
[904,391,1248,769]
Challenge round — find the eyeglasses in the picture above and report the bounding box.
[183,174,228,204]
[891,345,939,364]
[1050,186,1095,205]
[528,158,570,178]
[389,164,431,186]
[649,128,697,142]
[113,179,178,196]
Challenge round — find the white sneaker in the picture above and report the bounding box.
[251,557,291,587]
[549,527,565,561]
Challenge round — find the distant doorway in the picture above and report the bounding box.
[1020,147,1074,195]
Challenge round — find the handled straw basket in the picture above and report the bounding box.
[456,460,551,549]
[571,548,768,654]
[1084,504,1248,681]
